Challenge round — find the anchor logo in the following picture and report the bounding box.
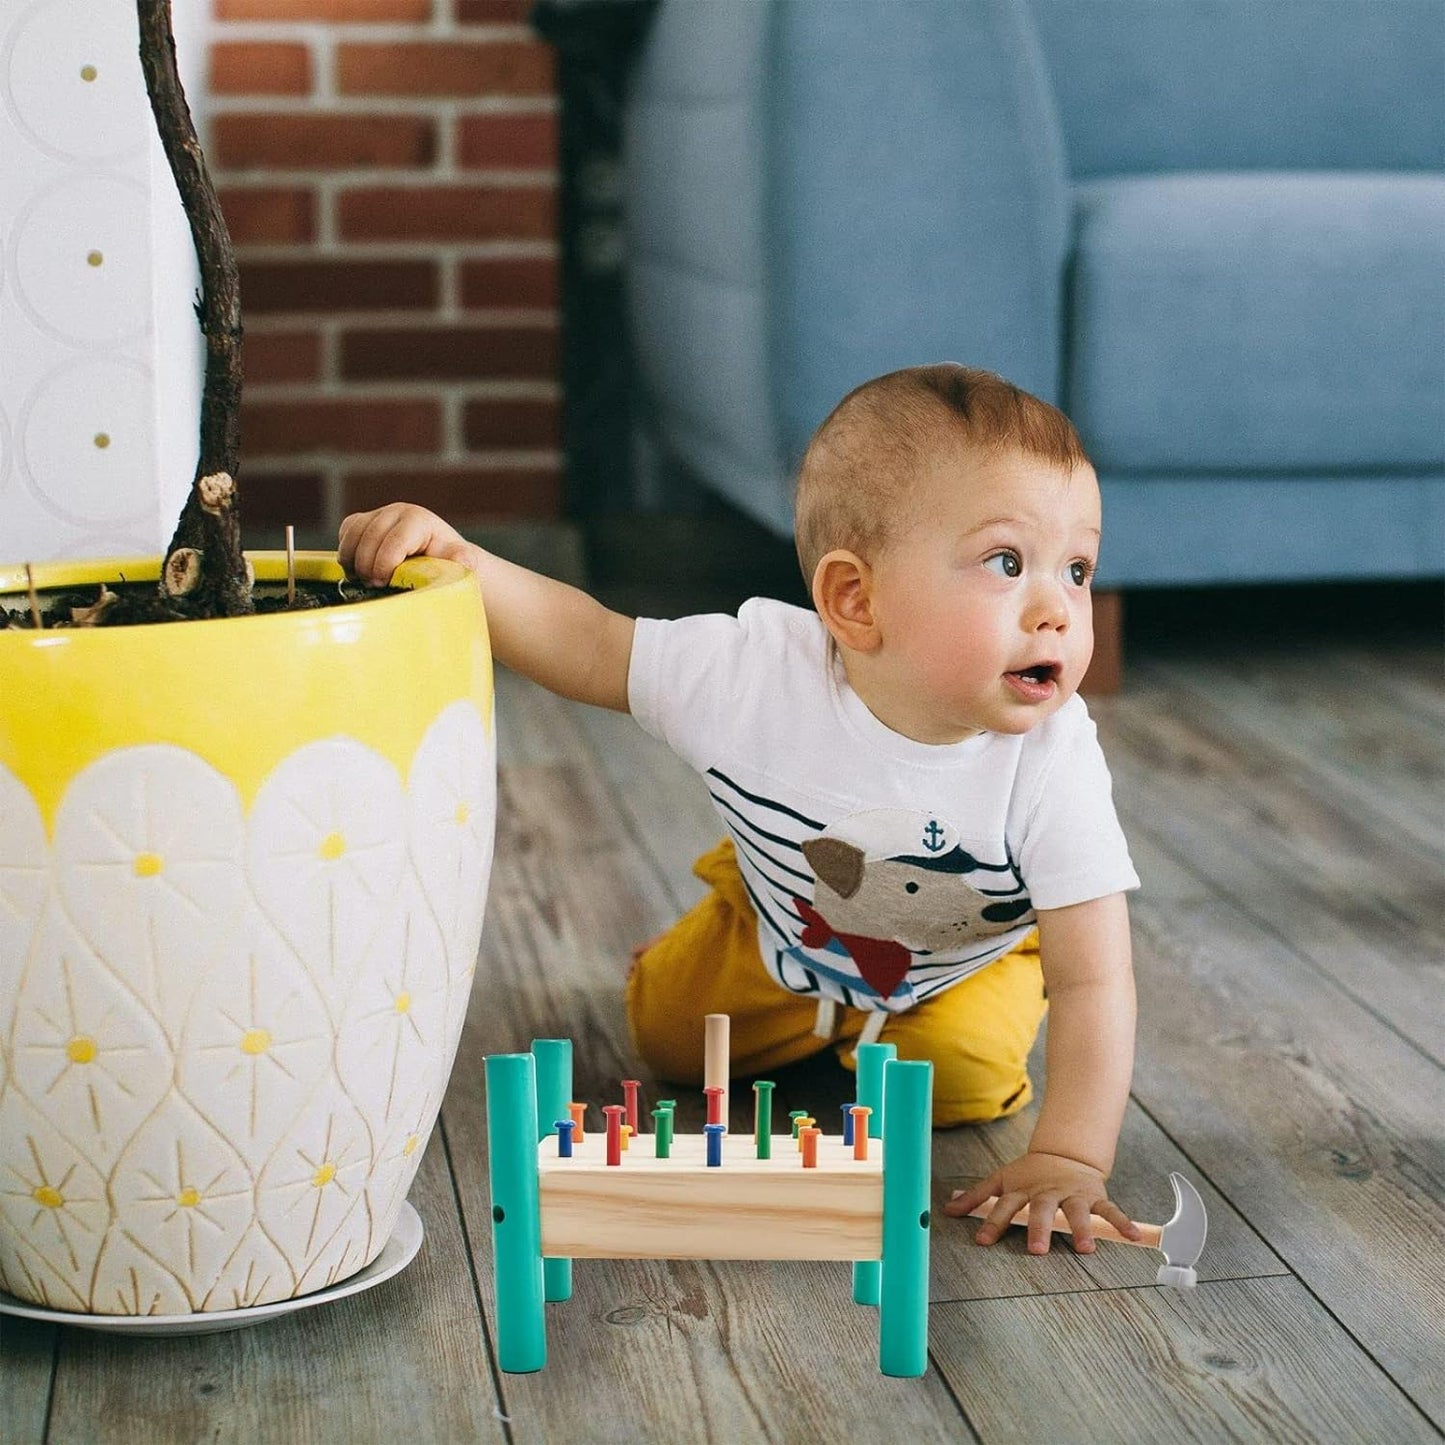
[920,819,947,853]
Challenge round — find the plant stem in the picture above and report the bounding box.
[136,0,252,617]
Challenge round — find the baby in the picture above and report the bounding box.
[340,363,1143,1254]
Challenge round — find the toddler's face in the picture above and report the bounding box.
[868,448,1101,740]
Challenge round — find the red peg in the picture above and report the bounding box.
[603,1104,625,1166]
[622,1079,642,1135]
[704,1085,725,1128]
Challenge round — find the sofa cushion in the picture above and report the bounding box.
[1067,173,1445,473]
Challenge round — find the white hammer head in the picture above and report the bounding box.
[1155,1172,1208,1288]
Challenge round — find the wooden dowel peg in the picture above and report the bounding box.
[285,524,296,606]
[24,564,42,630]
[704,1013,730,1126]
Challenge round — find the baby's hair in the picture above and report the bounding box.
[793,364,1090,587]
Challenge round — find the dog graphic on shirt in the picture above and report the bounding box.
[793,810,1032,1001]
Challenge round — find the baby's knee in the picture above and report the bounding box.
[931,1067,1033,1129]
[625,932,706,1086]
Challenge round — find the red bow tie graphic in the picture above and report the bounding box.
[793,897,914,1001]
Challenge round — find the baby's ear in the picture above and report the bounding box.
[812,549,879,652]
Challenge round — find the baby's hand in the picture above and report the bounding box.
[338,503,468,587]
[941,1151,1142,1254]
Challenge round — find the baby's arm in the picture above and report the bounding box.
[339,503,635,712]
[942,891,1142,1252]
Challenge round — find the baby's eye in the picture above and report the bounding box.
[1067,559,1095,587]
[984,551,1022,579]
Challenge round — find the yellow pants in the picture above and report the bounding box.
[626,839,1048,1128]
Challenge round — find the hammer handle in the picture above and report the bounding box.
[967,1200,1162,1250]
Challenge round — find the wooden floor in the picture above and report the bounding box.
[3,609,1442,1443]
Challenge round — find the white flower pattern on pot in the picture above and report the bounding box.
[53,745,245,1046]
[0,764,47,1041]
[247,739,406,1019]
[0,1090,110,1311]
[176,905,334,1164]
[8,902,172,1175]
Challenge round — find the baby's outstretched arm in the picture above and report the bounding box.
[943,892,1143,1253]
[339,503,635,712]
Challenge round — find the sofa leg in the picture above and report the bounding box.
[1082,591,1123,695]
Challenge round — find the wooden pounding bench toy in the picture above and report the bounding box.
[484,1014,934,1377]
[483,1013,1209,1379]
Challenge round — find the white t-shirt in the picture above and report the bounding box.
[629,598,1139,1014]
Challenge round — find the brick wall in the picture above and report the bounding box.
[207,0,560,541]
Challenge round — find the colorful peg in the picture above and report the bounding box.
[851,1106,872,1160]
[704,1085,725,1128]
[753,1080,775,1159]
[620,1124,632,1152]
[555,1119,575,1157]
[801,1126,821,1168]
[795,1116,815,1151]
[622,1079,642,1135]
[704,1122,725,1167]
[603,1104,624,1166]
[652,1106,673,1159]
[842,1102,857,1147]
[789,1109,808,1140]
[567,1101,586,1145]
[705,1013,730,1127]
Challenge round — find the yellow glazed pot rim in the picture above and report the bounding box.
[0,551,472,638]
[0,551,491,830]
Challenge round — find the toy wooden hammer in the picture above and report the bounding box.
[961,1171,1208,1288]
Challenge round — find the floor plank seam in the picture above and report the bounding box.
[928,1271,1295,1309]
[439,1116,515,1443]
[1124,808,1444,1071]
[925,1345,986,1443]
[40,1326,59,1445]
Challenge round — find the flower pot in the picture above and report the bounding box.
[0,552,494,1314]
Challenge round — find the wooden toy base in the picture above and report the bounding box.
[484,1035,934,1377]
[539,1134,883,1260]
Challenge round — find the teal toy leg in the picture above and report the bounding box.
[852,1040,897,1306]
[531,1039,574,1303]
[485,1053,547,1372]
[879,1058,933,1377]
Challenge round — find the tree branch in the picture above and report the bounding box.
[137,0,252,617]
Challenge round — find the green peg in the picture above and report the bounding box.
[789,1109,808,1140]
[653,1106,673,1159]
[753,1080,775,1159]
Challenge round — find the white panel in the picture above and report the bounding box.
[0,0,207,565]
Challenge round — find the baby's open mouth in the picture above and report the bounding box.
[1009,663,1059,684]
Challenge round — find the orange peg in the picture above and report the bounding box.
[568,1101,586,1145]
[801,1126,821,1168]
[851,1106,871,1160]
[795,1116,815,1151]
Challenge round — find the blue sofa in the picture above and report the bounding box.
[622,0,1444,591]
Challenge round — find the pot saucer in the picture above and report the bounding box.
[0,1201,423,1336]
